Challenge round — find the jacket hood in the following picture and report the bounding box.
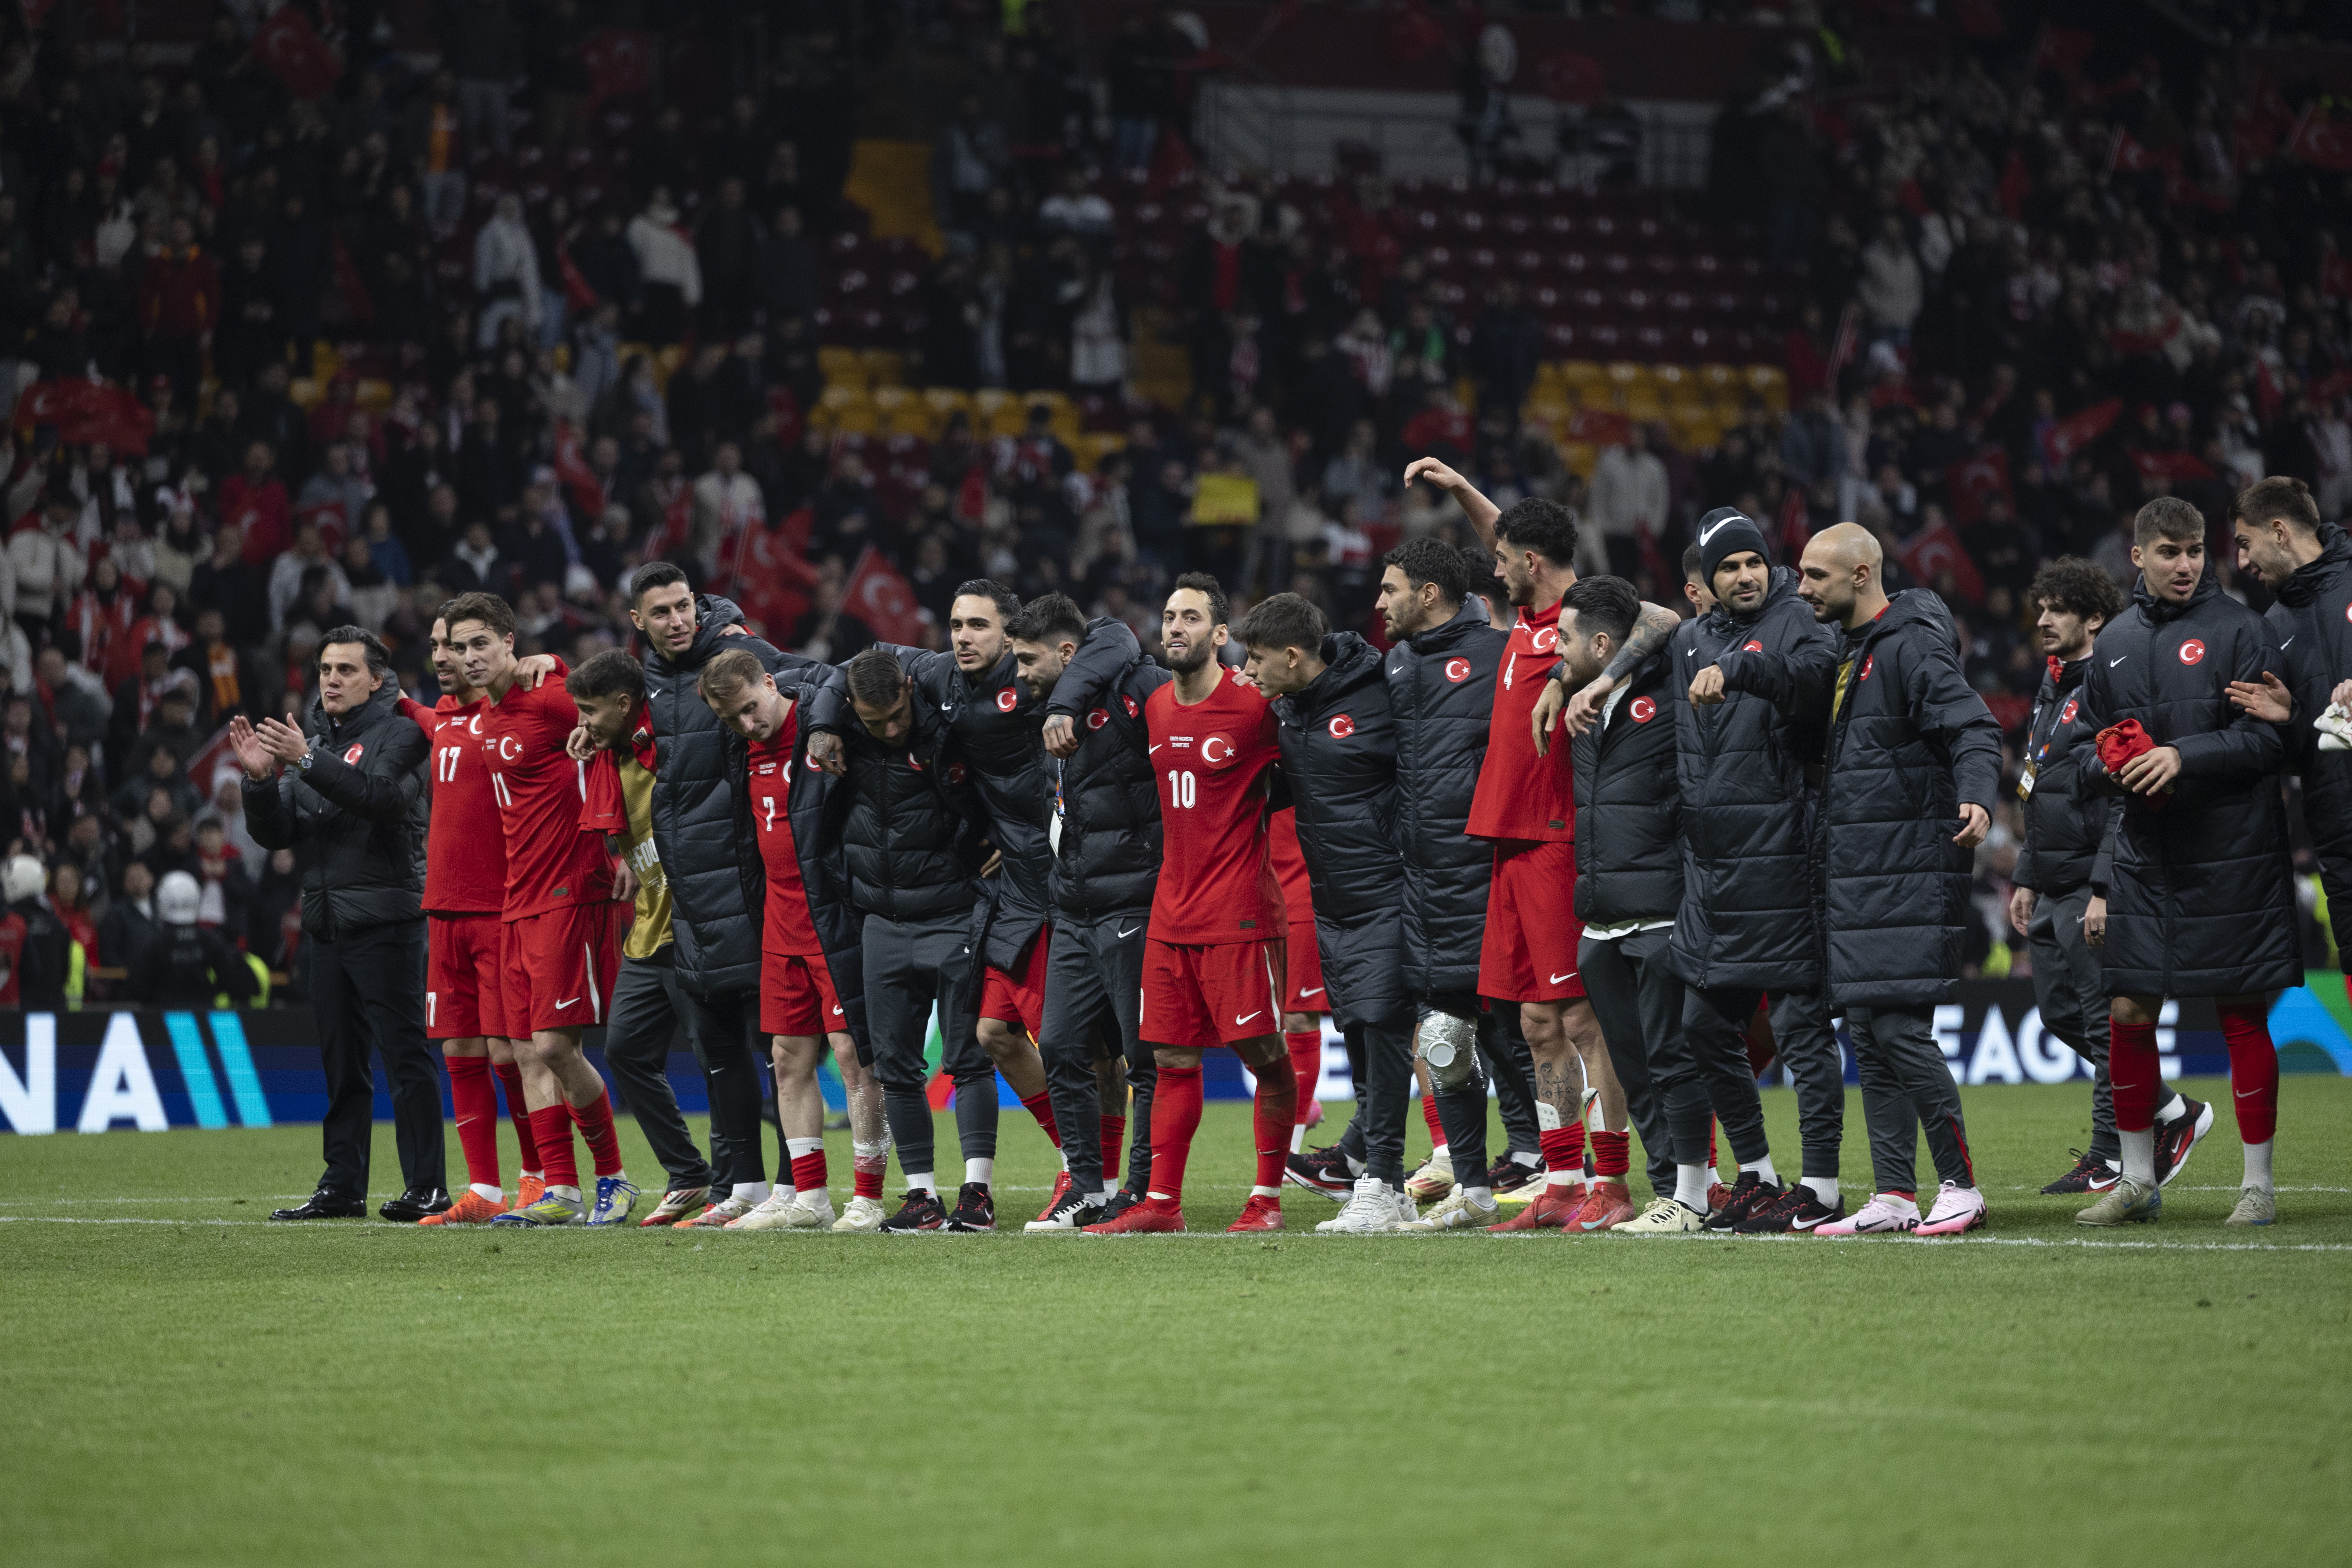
[1851,586,1954,650]
[2129,566,2223,624]
[656,593,749,671]
[310,676,403,740]
[1287,632,1384,721]
[2272,524,2352,609]
[1406,598,1494,654]
[1706,563,1803,632]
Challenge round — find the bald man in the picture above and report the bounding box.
[1795,523,2004,1238]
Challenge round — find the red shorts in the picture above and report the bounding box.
[426,913,506,1040]
[978,924,1050,1036]
[1283,921,1326,1014]
[1142,938,1286,1052]
[500,903,620,1036]
[762,949,846,1037]
[1477,840,1588,1004]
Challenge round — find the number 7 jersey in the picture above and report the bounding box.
[1145,666,1283,945]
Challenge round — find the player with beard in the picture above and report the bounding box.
[1085,575,1299,1234]
[2010,558,2211,1195]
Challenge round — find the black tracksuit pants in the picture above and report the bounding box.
[311,919,443,1200]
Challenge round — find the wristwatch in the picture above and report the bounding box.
[292,747,316,774]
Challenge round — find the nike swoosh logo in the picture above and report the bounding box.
[2236,1087,2265,1098]
[832,1005,844,1016]
[1117,926,1141,938]
[1235,1011,1263,1026]
[2109,656,2127,667]
[1148,743,1163,753]
[1548,971,1575,984]
[1790,1211,1835,1230]
[555,998,579,1010]
[1298,985,1325,997]
[1697,514,1750,548]
[2280,636,2294,648]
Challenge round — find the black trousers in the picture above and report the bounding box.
[864,913,989,1180]
[1577,928,1679,1198]
[311,919,442,1199]
[1678,983,1845,1179]
[668,980,770,1190]
[1038,911,1156,1195]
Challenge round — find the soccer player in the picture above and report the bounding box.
[1794,524,2002,1238]
[1085,573,1298,1234]
[1012,594,1168,1229]
[2074,497,2298,1228]
[438,593,633,1229]
[1239,593,1417,1234]
[2011,558,2210,1194]
[403,612,553,1224]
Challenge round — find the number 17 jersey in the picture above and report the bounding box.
[1145,666,1283,945]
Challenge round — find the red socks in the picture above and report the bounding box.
[1286,1030,1321,1123]
[1100,1113,1126,1186]
[1590,1129,1629,1180]
[1019,1090,1060,1147]
[494,1061,539,1172]
[571,1088,623,1178]
[447,1054,501,1189]
[790,1149,829,1193]
[530,1103,579,1189]
[1420,1091,1447,1150]
[1252,1065,1296,1190]
[1145,1064,1204,1203]
[2217,1003,2279,1145]
[852,1148,886,1200]
[1539,1123,1586,1179]
[2110,1018,2160,1132]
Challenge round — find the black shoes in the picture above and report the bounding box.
[379,1187,453,1223]
[1101,1189,1141,1220]
[880,1189,949,1232]
[270,1189,367,1221]
[1022,1187,1105,1231]
[1703,1171,1785,1231]
[1485,1154,1546,1198]
[1285,1146,1353,1198]
[2040,1149,2120,1195]
[944,1182,997,1232]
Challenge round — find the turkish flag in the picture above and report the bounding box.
[552,419,606,521]
[728,509,820,642]
[2132,449,2216,485]
[1564,408,1632,446]
[581,29,655,103]
[252,7,341,101]
[1947,448,2013,525]
[842,545,927,645]
[13,379,154,454]
[2040,397,2122,468]
[1897,518,1986,604]
[1403,405,1474,453]
[2288,110,2352,173]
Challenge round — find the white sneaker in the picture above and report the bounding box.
[780,1190,836,1230]
[1394,1188,1420,1227]
[1405,1149,1454,1201]
[1812,1192,1922,1236]
[830,1194,887,1233]
[1914,1180,1987,1236]
[1396,1184,1498,1231]
[724,1188,804,1231]
[1608,1197,1706,1234]
[1317,1175,1407,1233]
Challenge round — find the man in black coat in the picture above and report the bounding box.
[1796,523,2003,1238]
[2009,557,2209,1195]
[234,628,445,1222]
[1240,594,1416,1233]
[1013,596,1168,1228]
[2074,497,2298,1229]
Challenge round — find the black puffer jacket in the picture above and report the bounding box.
[2074,572,2298,997]
[1042,619,1170,920]
[1571,650,1680,925]
[839,674,986,923]
[1272,633,1406,1027]
[1666,567,1837,991]
[242,680,428,940]
[1811,590,2004,1007]
[641,595,818,996]
[1385,599,1507,996]
[2014,653,2116,897]
[2263,525,2352,875]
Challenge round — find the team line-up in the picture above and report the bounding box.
[225,459,2337,1238]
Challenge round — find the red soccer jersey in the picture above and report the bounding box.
[478,679,613,919]
[1147,666,1283,945]
[1269,808,1313,926]
[749,709,823,955]
[401,694,508,914]
[1467,596,1577,842]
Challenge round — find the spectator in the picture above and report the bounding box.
[269,522,350,633]
[8,490,87,648]
[474,193,543,348]
[1587,427,1670,581]
[219,442,291,566]
[0,853,67,1007]
[626,187,702,346]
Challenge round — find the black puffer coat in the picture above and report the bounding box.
[1044,618,1170,921]
[242,679,428,939]
[1385,599,1508,997]
[1571,650,1681,925]
[1666,567,1837,991]
[2014,653,2116,897]
[838,677,986,923]
[2263,525,2352,879]
[2074,572,2298,997]
[1272,633,1406,1028]
[641,594,813,996]
[1812,590,2004,1008]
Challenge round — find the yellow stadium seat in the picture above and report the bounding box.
[861,350,911,388]
[818,346,865,383]
[924,387,974,426]
[1558,359,1606,391]
[1697,363,1740,395]
[1559,441,1597,478]
[287,377,320,409]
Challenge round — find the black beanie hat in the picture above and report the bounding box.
[1696,506,1772,588]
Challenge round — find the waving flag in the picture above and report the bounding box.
[842,545,926,644]
[1897,517,1985,604]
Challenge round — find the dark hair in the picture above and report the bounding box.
[2028,555,2125,626]
[1234,592,1328,653]
[1559,574,1639,650]
[1681,543,1704,583]
[442,591,515,640]
[846,648,907,707]
[695,647,768,702]
[1169,571,1230,628]
[1383,536,1472,604]
[567,647,647,705]
[2133,496,2205,548]
[630,560,691,605]
[1492,497,1579,568]
[318,625,392,679]
[952,579,1021,621]
[1007,592,1087,647]
[2231,475,2322,537]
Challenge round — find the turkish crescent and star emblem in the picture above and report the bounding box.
[995,688,1018,712]
[1328,714,1355,739]
[1531,626,1559,652]
[2062,697,2079,724]
[1742,640,1764,652]
[497,735,521,760]
[1087,708,1109,730]
[343,744,365,764]
[1859,656,1875,682]
[1630,697,1656,722]
[1122,694,1140,717]
[1200,734,1234,766]
[2179,639,2205,666]
[1445,658,1471,683]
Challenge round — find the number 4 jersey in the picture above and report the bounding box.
[1145,667,1283,945]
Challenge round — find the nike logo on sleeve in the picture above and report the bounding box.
[2109,656,2128,667]
[1298,986,1325,997]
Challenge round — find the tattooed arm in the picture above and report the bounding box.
[1531,601,1684,752]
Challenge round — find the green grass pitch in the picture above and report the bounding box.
[3,1079,2346,1567]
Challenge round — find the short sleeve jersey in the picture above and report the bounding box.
[479,679,613,920]
[402,694,507,915]
[1146,666,1283,945]
[1467,596,1577,842]
[1269,808,1313,928]
[581,731,673,961]
[748,708,822,956]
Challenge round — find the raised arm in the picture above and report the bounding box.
[1401,456,1500,548]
